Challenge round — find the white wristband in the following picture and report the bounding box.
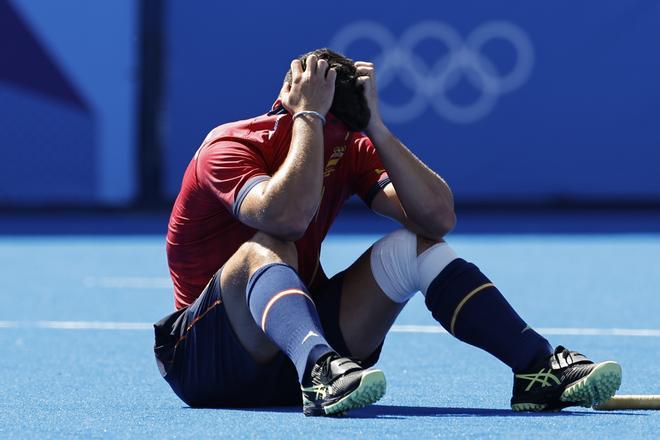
[292,111,326,125]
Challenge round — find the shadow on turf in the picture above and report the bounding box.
[345,405,638,419]
[193,405,637,419]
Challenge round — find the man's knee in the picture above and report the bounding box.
[243,231,298,270]
[223,232,298,288]
[370,229,458,303]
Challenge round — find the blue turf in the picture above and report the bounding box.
[1,234,659,438]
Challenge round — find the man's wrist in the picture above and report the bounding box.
[293,110,326,125]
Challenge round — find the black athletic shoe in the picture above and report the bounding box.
[511,346,622,411]
[301,353,386,417]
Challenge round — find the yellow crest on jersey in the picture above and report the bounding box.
[324,145,347,178]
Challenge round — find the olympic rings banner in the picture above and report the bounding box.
[330,20,534,125]
[164,1,660,204]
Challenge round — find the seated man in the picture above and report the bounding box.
[154,48,622,416]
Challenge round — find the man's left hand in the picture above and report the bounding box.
[355,61,388,136]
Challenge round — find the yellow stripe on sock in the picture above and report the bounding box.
[450,283,494,335]
[260,289,314,331]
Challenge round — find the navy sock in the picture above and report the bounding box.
[246,263,333,383]
[425,258,553,372]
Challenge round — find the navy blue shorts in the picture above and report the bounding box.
[153,269,383,408]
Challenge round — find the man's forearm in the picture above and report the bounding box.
[368,124,456,237]
[235,53,335,240]
[260,116,325,234]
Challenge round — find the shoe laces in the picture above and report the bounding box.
[553,346,573,364]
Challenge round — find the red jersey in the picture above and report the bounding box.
[167,105,390,309]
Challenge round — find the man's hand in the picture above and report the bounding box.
[355,61,387,135]
[281,54,337,116]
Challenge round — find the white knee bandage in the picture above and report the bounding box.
[370,229,458,303]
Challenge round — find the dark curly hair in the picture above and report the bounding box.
[284,48,370,132]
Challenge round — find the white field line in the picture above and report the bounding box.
[537,327,660,337]
[0,321,153,330]
[0,321,659,337]
[392,324,660,337]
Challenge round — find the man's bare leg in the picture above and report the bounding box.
[219,231,299,364]
[219,230,387,416]
[338,235,439,360]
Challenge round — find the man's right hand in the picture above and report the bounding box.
[281,54,337,116]
[236,55,332,241]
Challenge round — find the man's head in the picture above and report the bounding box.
[284,48,370,132]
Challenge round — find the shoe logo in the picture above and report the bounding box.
[302,331,319,345]
[516,368,561,392]
[521,325,531,334]
[302,384,329,400]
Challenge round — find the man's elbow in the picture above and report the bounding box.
[273,226,307,242]
[424,205,457,238]
[269,212,313,241]
[440,209,457,235]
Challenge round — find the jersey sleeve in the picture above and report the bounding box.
[350,135,391,207]
[196,140,270,216]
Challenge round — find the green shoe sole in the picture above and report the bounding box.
[560,361,622,407]
[323,369,386,416]
[511,402,547,411]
